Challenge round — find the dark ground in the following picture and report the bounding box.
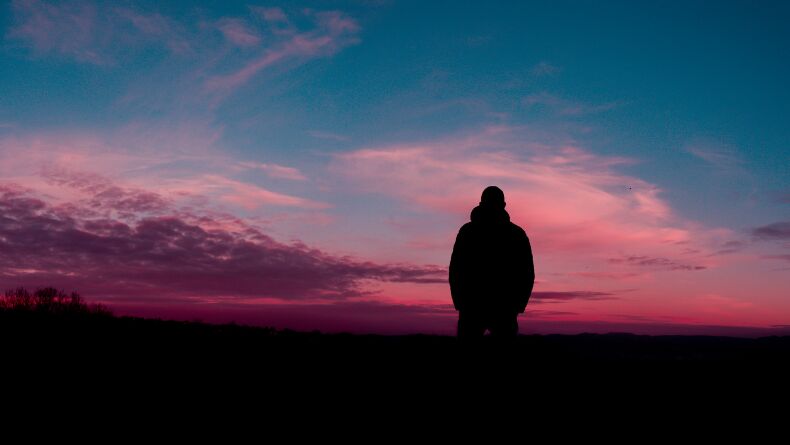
[4,289,781,424]
[4,310,790,370]
[4,309,790,416]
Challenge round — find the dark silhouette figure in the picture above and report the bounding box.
[449,186,535,343]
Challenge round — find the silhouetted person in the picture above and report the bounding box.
[449,186,535,344]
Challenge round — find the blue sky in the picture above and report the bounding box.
[0,0,788,334]
[2,1,787,225]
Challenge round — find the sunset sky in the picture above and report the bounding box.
[1,0,788,336]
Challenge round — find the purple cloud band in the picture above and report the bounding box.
[0,182,445,302]
[530,291,617,302]
[752,221,790,241]
[608,255,707,271]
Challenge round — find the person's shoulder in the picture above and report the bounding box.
[457,222,474,236]
[508,222,527,237]
[510,221,529,241]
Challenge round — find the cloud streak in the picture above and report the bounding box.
[8,0,192,63]
[752,221,790,241]
[0,181,445,304]
[530,291,617,302]
[238,162,308,181]
[522,92,622,116]
[216,18,261,47]
[684,142,743,172]
[8,0,103,63]
[328,125,730,262]
[8,1,360,101]
[607,255,707,271]
[0,129,327,214]
[203,9,360,95]
[530,61,560,77]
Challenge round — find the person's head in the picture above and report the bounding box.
[480,185,505,209]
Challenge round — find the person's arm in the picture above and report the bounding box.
[449,225,469,312]
[516,232,535,313]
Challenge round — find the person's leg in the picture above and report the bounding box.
[457,310,486,344]
[488,311,518,341]
[484,312,519,364]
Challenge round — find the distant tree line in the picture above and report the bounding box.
[1,286,112,317]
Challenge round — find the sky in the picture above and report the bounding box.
[0,0,788,336]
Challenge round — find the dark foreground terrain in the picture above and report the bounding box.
[3,288,789,403]
[4,290,780,432]
[6,308,790,364]
[5,308,790,374]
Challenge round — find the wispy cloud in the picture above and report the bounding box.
[114,7,191,54]
[707,239,747,256]
[253,6,289,23]
[465,34,492,47]
[203,9,360,97]
[238,161,308,181]
[0,125,327,218]
[196,175,325,209]
[530,291,617,302]
[0,179,445,303]
[250,6,295,35]
[568,271,642,280]
[326,124,747,308]
[8,0,192,63]
[522,92,622,116]
[530,61,560,77]
[216,18,261,47]
[761,254,790,263]
[751,221,790,240]
[8,1,360,100]
[607,255,707,271]
[308,130,350,142]
[41,165,172,218]
[8,0,104,63]
[329,125,725,254]
[771,190,790,204]
[684,141,744,173]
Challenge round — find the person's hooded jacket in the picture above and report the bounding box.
[449,203,535,314]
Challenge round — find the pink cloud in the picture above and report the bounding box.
[204,10,360,94]
[310,10,361,35]
[9,0,103,63]
[531,61,561,76]
[324,125,790,328]
[252,6,289,24]
[238,162,308,181]
[203,48,290,92]
[0,129,326,214]
[41,166,172,218]
[328,125,729,260]
[217,18,261,47]
[8,1,192,63]
[607,255,706,271]
[308,130,350,142]
[0,181,445,305]
[529,291,617,302]
[194,175,327,209]
[114,8,191,54]
[522,92,622,116]
[751,221,790,242]
[250,6,295,36]
[683,139,745,175]
[0,129,351,282]
[2,125,786,332]
[92,297,790,337]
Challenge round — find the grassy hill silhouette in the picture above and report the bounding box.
[6,286,790,403]
[5,286,790,366]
